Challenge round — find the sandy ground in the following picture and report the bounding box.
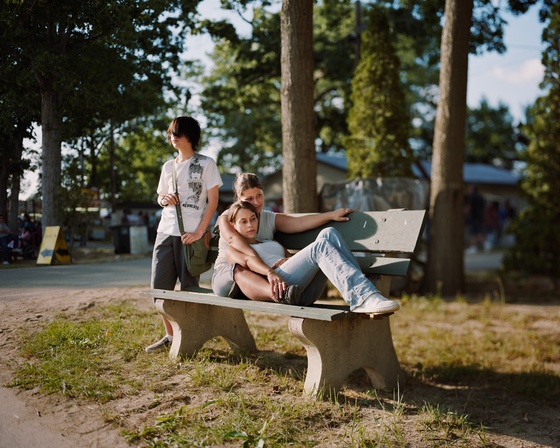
[1,250,559,447]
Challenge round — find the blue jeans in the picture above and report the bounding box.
[274,227,380,308]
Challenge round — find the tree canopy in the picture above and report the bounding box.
[465,98,518,169]
[1,0,202,226]
[504,1,560,286]
[345,4,415,179]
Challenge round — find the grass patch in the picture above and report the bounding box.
[11,303,160,402]
[9,297,560,447]
[394,296,560,401]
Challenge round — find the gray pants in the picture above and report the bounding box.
[151,233,198,291]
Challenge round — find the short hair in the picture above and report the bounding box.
[166,116,201,150]
[228,201,258,224]
[233,173,263,200]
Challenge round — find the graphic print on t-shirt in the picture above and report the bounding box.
[183,154,204,210]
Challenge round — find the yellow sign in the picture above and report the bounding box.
[37,226,72,265]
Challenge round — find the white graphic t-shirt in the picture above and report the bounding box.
[156,153,222,236]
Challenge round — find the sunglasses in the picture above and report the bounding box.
[167,131,183,138]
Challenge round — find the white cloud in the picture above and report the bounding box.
[491,58,544,86]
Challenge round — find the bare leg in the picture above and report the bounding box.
[234,265,274,301]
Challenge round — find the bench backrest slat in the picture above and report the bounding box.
[274,210,426,254]
[357,255,411,276]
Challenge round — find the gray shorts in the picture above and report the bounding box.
[151,233,198,293]
[212,263,245,299]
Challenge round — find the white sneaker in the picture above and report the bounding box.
[352,292,400,314]
[145,335,172,353]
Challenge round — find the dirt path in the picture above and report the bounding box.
[0,287,149,448]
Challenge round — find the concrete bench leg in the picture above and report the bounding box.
[288,316,404,397]
[155,299,257,359]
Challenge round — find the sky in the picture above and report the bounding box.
[192,0,546,122]
[467,6,545,122]
[19,1,546,200]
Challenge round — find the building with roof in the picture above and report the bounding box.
[258,153,525,211]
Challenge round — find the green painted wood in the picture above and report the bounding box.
[357,256,411,276]
[141,288,355,322]
[275,210,426,253]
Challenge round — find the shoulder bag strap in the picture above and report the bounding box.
[172,160,191,265]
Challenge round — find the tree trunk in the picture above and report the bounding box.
[0,149,9,217]
[424,0,473,296]
[1,132,25,230]
[110,121,117,210]
[280,0,317,213]
[8,135,24,231]
[41,88,63,228]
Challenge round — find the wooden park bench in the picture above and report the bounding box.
[141,209,426,398]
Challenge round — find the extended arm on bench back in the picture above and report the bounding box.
[274,209,427,277]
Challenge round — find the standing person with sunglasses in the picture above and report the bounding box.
[146,116,222,353]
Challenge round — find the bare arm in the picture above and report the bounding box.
[226,246,273,277]
[275,207,353,233]
[226,245,286,297]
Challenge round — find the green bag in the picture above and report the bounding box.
[183,230,213,277]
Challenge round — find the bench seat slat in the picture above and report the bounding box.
[141,288,354,321]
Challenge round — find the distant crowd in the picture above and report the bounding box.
[464,185,516,253]
[0,213,42,264]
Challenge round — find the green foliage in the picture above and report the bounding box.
[101,120,172,202]
[200,1,356,174]
[465,98,518,169]
[504,3,560,284]
[0,15,41,210]
[200,7,283,173]
[345,5,415,178]
[313,0,356,154]
[1,0,550,211]
[380,1,442,157]
[0,0,203,217]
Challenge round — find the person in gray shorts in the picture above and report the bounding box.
[222,200,399,314]
[212,172,352,303]
[146,116,222,353]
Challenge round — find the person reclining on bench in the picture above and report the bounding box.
[215,200,400,315]
[213,172,361,303]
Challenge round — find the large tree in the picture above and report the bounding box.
[2,0,201,228]
[199,1,356,174]
[0,24,40,228]
[345,5,415,179]
[424,0,474,296]
[280,0,316,213]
